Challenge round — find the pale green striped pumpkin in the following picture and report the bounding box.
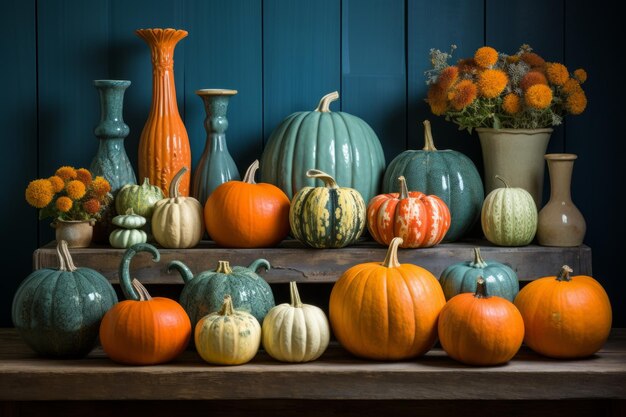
[289,169,366,248]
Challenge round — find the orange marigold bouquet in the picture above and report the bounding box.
[425,44,587,132]
[25,166,112,221]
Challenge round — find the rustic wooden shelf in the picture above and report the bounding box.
[33,239,592,285]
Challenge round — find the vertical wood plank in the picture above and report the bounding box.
[1,0,37,326]
[263,0,341,141]
[407,0,484,167]
[184,0,263,171]
[341,0,406,163]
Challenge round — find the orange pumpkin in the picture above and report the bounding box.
[514,265,612,358]
[329,237,446,360]
[204,160,290,247]
[367,176,451,248]
[438,277,525,366]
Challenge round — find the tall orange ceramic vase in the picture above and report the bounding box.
[136,28,191,197]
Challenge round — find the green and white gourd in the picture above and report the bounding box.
[115,177,164,220]
[109,208,148,249]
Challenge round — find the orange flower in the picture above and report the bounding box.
[83,199,101,215]
[48,175,65,193]
[56,196,73,213]
[474,46,498,68]
[506,55,521,64]
[66,180,87,200]
[521,52,546,69]
[438,66,459,91]
[451,80,478,110]
[25,179,54,208]
[520,71,548,91]
[502,93,521,114]
[76,168,93,186]
[562,78,583,95]
[457,58,479,74]
[546,63,569,86]
[566,91,587,115]
[478,69,508,98]
[429,100,448,116]
[574,68,587,84]
[55,166,77,181]
[91,176,111,197]
[525,84,553,110]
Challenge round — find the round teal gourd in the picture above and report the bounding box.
[168,258,275,327]
[382,120,483,242]
[260,91,386,205]
[439,247,519,302]
[11,240,118,357]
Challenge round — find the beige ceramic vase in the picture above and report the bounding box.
[537,154,586,246]
[51,219,96,248]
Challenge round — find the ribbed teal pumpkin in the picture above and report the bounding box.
[289,169,366,248]
[439,248,519,302]
[168,258,275,327]
[260,91,386,205]
[382,120,483,242]
[11,240,118,357]
[115,177,164,220]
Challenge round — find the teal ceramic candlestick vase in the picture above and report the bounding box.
[192,89,240,206]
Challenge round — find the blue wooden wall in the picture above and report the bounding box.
[2,0,623,326]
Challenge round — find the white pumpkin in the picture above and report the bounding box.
[481,175,538,246]
[262,281,330,362]
[195,295,261,365]
[152,166,204,248]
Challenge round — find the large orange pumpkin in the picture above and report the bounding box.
[204,160,291,247]
[367,176,451,248]
[514,265,612,358]
[438,277,525,366]
[329,237,446,360]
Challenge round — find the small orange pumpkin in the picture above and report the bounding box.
[204,160,290,247]
[329,237,446,360]
[514,265,612,358]
[438,277,525,366]
[367,176,451,248]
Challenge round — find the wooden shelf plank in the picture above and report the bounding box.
[32,240,592,284]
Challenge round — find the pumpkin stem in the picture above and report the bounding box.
[243,160,259,184]
[494,175,510,188]
[169,166,188,198]
[167,260,195,284]
[289,281,303,308]
[125,208,136,215]
[306,169,338,189]
[422,120,438,151]
[474,276,489,299]
[382,237,403,268]
[248,258,271,273]
[470,248,488,269]
[142,177,151,186]
[398,176,409,199]
[56,240,77,272]
[216,260,233,274]
[556,265,574,282]
[315,91,339,112]
[219,295,235,316]
[119,243,161,301]
[132,278,153,301]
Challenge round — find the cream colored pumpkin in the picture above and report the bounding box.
[262,281,330,362]
[195,295,261,365]
[152,166,204,248]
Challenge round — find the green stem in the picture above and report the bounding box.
[216,260,233,274]
[289,281,303,308]
[470,248,488,269]
[219,295,234,316]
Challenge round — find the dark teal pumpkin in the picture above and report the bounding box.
[11,240,118,357]
[169,258,275,327]
[260,91,386,205]
[382,120,483,241]
[439,248,519,302]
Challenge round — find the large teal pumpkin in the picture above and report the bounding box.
[260,91,386,205]
[11,240,118,357]
[382,120,483,241]
[439,248,519,302]
[168,258,275,327]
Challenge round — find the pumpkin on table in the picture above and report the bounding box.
[204,160,290,248]
[329,237,446,360]
[514,265,612,358]
[12,240,118,357]
[289,169,366,248]
[438,277,525,366]
[367,175,451,248]
[115,177,164,221]
[99,243,191,365]
[109,208,148,249]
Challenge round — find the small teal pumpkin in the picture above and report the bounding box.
[168,258,275,327]
[439,247,519,302]
[11,240,118,357]
[260,91,386,205]
[382,120,483,242]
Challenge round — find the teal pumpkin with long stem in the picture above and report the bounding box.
[260,91,386,205]
[382,120,483,242]
[168,258,275,327]
[439,247,519,302]
[11,240,118,357]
